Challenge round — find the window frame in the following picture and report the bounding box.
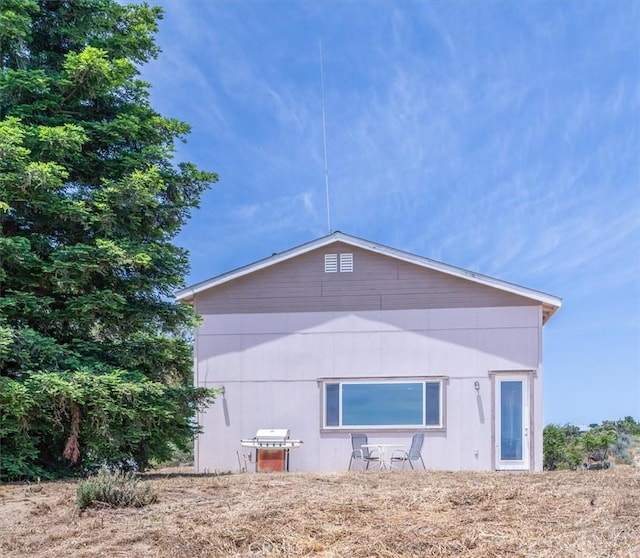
[320,377,447,432]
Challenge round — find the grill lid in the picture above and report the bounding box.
[255,428,290,441]
[241,428,303,449]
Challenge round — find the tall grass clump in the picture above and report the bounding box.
[76,467,157,509]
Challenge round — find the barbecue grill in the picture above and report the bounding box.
[240,429,303,472]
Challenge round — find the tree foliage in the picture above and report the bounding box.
[543,424,583,471]
[0,0,218,480]
[543,418,638,471]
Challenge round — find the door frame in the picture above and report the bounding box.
[490,371,534,471]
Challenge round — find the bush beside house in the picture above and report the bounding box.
[543,416,639,470]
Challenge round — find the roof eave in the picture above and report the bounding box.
[175,233,344,302]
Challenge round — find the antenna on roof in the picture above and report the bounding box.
[319,40,332,234]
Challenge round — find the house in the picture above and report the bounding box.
[176,232,561,473]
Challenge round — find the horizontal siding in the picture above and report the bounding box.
[198,295,384,314]
[380,291,530,310]
[195,242,537,315]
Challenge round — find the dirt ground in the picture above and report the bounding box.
[1,466,638,557]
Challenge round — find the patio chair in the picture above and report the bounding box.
[390,432,426,470]
[348,433,380,470]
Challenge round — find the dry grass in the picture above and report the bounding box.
[1,466,638,557]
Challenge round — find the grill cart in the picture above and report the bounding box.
[240,429,303,472]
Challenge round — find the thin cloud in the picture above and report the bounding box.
[140,0,640,426]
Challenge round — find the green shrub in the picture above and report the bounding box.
[543,424,566,470]
[543,424,583,470]
[544,418,640,471]
[609,432,633,464]
[609,416,640,436]
[582,427,617,455]
[154,442,194,468]
[76,467,157,509]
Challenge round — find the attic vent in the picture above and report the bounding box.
[340,253,353,272]
[324,254,338,273]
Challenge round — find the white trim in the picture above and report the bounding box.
[494,373,531,471]
[176,231,562,321]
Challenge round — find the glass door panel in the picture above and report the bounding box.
[500,381,523,460]
[495,375,530,470]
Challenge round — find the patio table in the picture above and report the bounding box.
[362,444,404,470]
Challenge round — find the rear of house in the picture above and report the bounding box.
[177,232,561,473]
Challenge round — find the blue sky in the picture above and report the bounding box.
[141,1,639,426]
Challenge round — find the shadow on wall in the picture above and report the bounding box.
[198,308,539,386]
[476,394,485,424]
[222,391,231,427]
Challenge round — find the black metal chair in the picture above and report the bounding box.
[348,433,380,470]
[390,432,426,469]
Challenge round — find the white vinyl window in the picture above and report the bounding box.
[322,379,445,430]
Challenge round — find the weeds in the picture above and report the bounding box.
[76,467,157,510]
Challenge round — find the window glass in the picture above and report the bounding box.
[325,383,339,426]
[342,383,423,426]
[500,381,523,460]
[323,379,443,429]
[425,382,441,426]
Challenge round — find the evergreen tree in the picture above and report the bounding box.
[0,0,218,480]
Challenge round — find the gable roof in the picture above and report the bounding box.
[176,231,562,323]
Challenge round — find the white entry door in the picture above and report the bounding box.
[494,375,530,470]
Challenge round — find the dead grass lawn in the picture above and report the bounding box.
[1,466,638,557]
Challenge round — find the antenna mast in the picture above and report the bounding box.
[319,40,332,234]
